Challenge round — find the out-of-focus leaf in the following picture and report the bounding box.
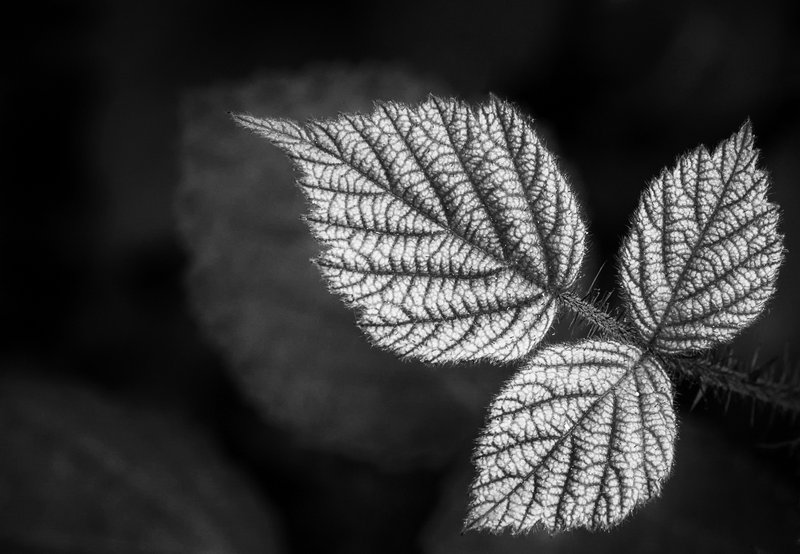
[177,66,507,469]
[619,122,783,353]
[0,375,284,554]
[424,418,800,553]
[467,340,675,533]
[236,96,585,363]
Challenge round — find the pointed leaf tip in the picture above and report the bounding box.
[738,118,754,141]
[233,113,308,146]
[230,112,260,128]
[467,340,676,533]
[245,97,586,364]
[619,123,783,353]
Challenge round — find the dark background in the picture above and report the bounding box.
[2,1,800,552]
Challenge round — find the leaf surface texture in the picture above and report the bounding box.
[236,97,585,363]
[620,122,782,352]
[467,340,675,532]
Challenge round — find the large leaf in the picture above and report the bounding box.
[236,96,585,363]
[0,374,284,553]
[466,340,675,533]
[178,66,507,469]
[619,122,783,353]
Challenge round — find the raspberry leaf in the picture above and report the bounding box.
[467,340,676,533]
[619,122,783,353]
[235,97,585,363]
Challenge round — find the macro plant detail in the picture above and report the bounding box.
[619,122,782,353]
[467,339,675,533]
[234,97,785,534]
[234,98,585,364]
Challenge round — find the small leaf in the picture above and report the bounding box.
[619,122,783,353]
[466,340,676,533]
[235,96,585,363]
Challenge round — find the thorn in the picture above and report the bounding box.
[690,386,706,412]
[586,261,606,295]
[569,310,579,329]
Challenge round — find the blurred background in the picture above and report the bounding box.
[2,1,800,552]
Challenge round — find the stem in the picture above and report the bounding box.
[559,290,800,415]
[666,353,800,415]
[558,291,636,343]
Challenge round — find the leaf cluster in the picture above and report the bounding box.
[236,97,793,533]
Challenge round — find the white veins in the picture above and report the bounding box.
[236,97,585,363]
[467,340,676,533]
[235,102,783,535]
[620,121,783,353]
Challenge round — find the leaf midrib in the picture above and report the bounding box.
[468,345,652,531]
[646,139,750,347]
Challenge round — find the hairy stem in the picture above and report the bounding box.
[558,291,636,343]
[666,353,800,415]
[560,290,800,414]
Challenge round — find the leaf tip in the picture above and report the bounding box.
[229,111,262,130]
[739,117,754,140]
[729,118,757,155]
[231,112,307,145]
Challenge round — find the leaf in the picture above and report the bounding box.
[619,122,783,353]
[178,66,506,470]
[235,95,585,363]
[0,374,285,553]
[424,418,800,554]
[466,340,676,533]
